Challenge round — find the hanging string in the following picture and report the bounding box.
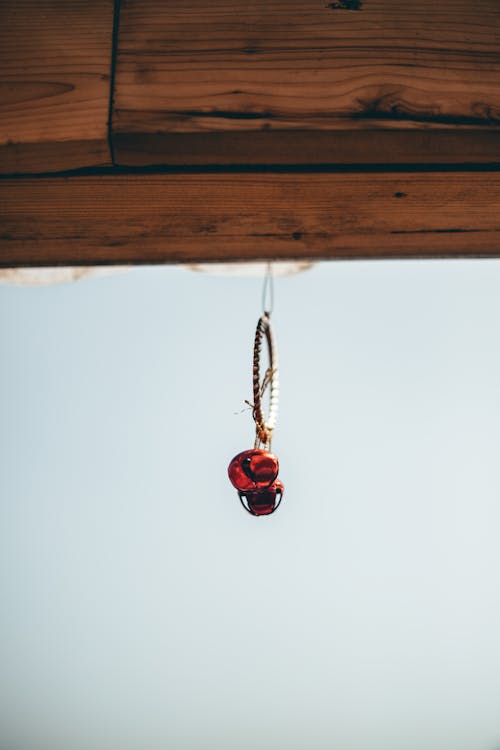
[261,263,274,316]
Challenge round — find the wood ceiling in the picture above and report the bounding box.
[1,0,499,266]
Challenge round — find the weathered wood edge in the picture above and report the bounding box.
[1,172,499,267]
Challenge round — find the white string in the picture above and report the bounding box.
[261,263,274,316]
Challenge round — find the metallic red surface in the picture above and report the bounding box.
[227,449,279,491]
[239,480,285,516]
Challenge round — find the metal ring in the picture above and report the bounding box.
[252,313,279,449]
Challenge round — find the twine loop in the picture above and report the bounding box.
[252,312,279,449]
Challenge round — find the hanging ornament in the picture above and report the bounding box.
[228,268,284,516]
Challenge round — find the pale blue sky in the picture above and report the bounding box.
[1,260,500,750]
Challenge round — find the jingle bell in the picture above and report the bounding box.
[227,449,279,491]
[239,480,285,516]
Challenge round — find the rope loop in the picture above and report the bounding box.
[252,312,279,450]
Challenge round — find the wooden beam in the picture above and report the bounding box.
[1,172,499,267]
[0,0,115,174]
[113,0,500,166]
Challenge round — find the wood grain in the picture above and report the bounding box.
[1,173,500,266]
[113,0,500,165]
[0,0,115,174]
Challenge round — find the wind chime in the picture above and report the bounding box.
[227,269,284,516]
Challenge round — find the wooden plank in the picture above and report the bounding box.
[113,0,500,166]
[1,172,500,266]
[0,0,115,174]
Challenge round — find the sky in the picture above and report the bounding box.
[1,259,500,750]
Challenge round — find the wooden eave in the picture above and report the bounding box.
[1,0,499,266]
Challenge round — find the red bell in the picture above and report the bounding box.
[227,449,279,491]
[239,480,284,516]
